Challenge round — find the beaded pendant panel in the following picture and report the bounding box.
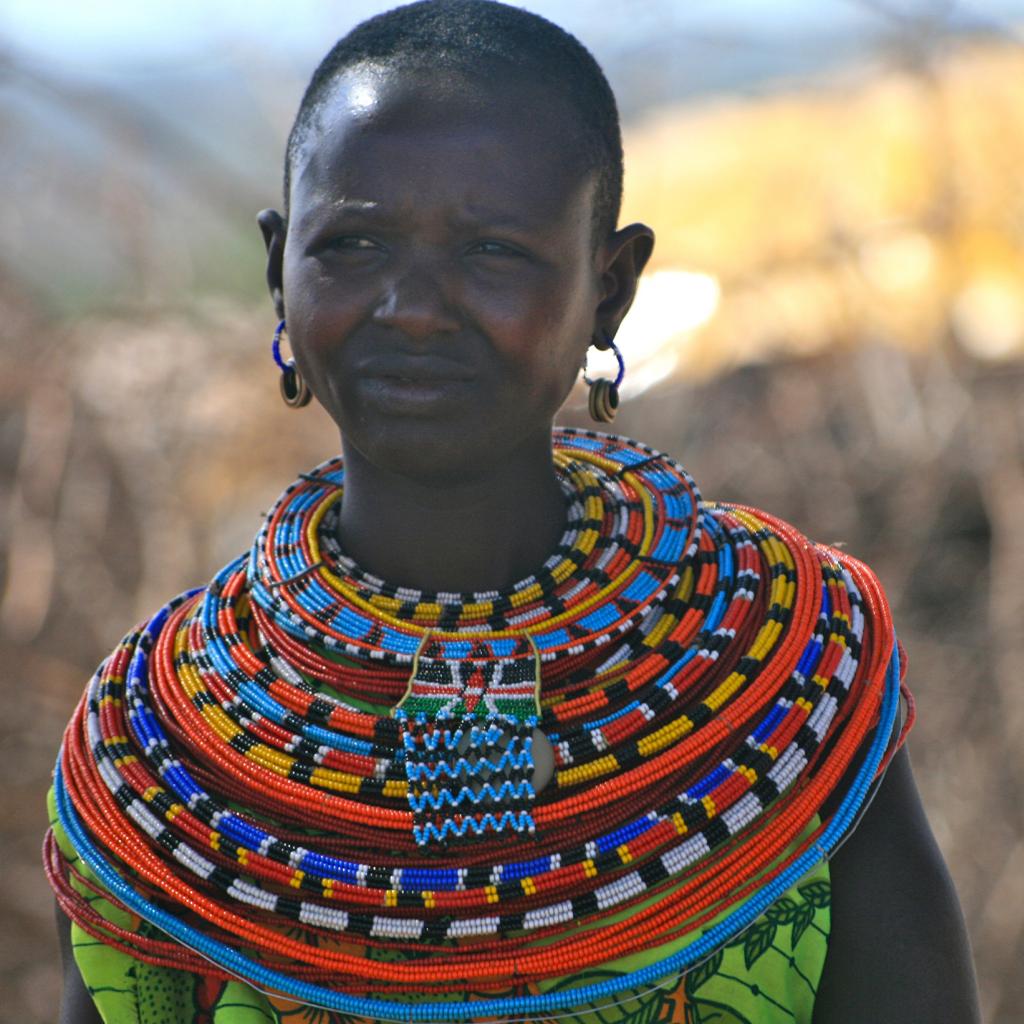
[47,429,910,1022]
[395,641,543,845]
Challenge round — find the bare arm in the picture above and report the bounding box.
[813,745,980,1023]
[55,903,103,1024]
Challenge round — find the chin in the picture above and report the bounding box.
[345,418,520,488]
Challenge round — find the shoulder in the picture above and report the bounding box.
[813,745,981,1023]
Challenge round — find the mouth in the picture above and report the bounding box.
[357,355,477,383]
[373,375,476,390]
[357,369,477,413]
[350,349,481,415]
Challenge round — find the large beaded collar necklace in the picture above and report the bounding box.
[48,429,908,1021]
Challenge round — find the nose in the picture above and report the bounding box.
[372,256,461,340]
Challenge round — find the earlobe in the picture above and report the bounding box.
[257,208,288,321]
[595,222,655,341]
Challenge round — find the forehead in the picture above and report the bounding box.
[288,64,595,228]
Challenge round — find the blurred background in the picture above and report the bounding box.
[2,0,1023,1020]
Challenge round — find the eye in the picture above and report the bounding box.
[327,235,382,251]
[467,239,525,258]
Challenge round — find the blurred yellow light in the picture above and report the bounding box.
[616,270,721,395]
[859,231,936,293]
[953,277,1024,360]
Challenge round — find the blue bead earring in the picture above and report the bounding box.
[583,332,625,423]
[272,319,312,408]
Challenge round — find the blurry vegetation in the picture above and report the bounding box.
[2,7,1024,1023]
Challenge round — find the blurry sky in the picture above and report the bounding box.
[3,0,1023,318]
[4,0,1023,76]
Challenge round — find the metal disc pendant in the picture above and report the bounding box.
[529,727,555,793]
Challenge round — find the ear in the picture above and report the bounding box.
[257,208,287,321]
[594,223,655,347]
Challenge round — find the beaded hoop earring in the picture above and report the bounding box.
[583,332,625,423]
[272,320,312,409]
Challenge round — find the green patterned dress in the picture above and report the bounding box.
[50,789,831,1024]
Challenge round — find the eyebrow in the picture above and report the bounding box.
[319,198,382,217]
[457,204,538,232]
[297,199,541,237]
[292,197,381,233]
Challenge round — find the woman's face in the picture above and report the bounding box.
[267,66,641,484]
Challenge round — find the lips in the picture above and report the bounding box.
[353,353,479,414]
[356,354,477,382]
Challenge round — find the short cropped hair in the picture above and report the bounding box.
[284,0,623,244]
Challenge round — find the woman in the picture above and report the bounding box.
[49,2,980,1021]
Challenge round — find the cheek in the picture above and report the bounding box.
[493,335,586,427]
[500,276,593,391]
[281,260,360,383]
[283,258,335,339]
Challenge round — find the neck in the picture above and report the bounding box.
[337,431,567,593]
